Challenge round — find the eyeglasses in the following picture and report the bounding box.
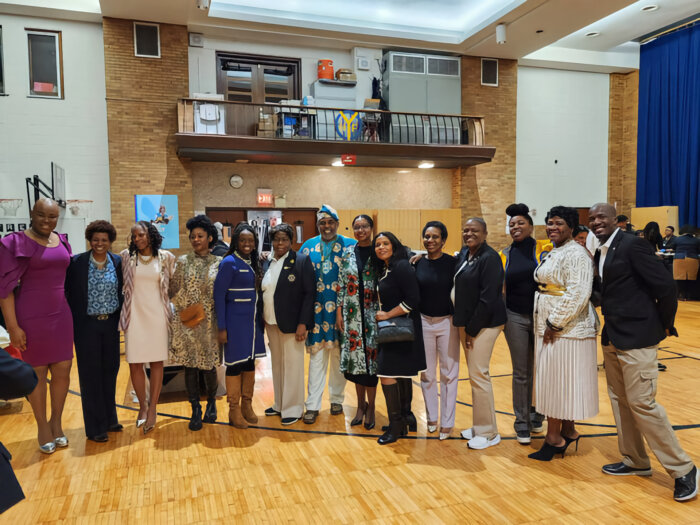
[353,224,371,231]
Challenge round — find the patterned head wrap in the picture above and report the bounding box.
[316,204,339,222]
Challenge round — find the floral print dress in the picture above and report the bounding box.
[338,245,378,376]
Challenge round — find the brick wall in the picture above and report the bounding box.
[457,56,518,249]
[103,18,192,253]
[607,70,638,217]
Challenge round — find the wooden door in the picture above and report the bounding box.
[280,209,318,251]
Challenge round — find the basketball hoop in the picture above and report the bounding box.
[0,199,23,216]
[67,199,93,218]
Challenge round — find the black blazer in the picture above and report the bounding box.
[595,230,677,350]
[453,243,507,337]
[0,348,37,514]
[65,251,124,329]
[261,250,315,334]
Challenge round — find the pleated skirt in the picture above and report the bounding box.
[534,336,599,421]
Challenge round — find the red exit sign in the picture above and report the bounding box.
[257,188,273,206]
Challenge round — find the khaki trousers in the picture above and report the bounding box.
[603,344,693,479]
[459,325,503,439]
[266,325,305,419]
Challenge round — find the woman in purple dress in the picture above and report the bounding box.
[0,198,74,454]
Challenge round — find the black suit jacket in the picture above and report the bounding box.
[65,251,124,330]
[0,347,37,514]
[452,243,507,336]
[595,230,677,350]
[261,250,315,334]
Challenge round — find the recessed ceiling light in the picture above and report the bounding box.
[585,31,600,38]
[418,161,434,169]
[397,170,411,173]
[641,5,659,12]
[318,168,330,172]
[331,159,344,167]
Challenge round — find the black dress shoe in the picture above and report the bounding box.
[281,417,299,425]
[265,407,281,417]
[88,433,109,443]
[602,462,652,476]
[674,466,699,502]
[108,423,123,432]
[658,362,667,372]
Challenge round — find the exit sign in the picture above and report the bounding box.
[257,188,273,206]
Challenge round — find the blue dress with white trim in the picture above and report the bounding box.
[213,253,266,365]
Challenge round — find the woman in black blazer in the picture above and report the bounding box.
[453,218,506,451]
[65,221,124,443]
[372,232,426,445]
[261,223,315,425]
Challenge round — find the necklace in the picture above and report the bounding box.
[90,252,107,270]
[138,252,154,265]
[234,251,252,265]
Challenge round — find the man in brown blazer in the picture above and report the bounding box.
[590,203,697,502]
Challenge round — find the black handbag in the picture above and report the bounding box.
[376,316,414,344]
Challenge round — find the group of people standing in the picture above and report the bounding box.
[0,198,697,502]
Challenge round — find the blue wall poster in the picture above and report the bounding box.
[134,194,179,249]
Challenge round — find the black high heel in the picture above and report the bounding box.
[351,401,367,426]
[528,440,568,461]
[563,434,581,452]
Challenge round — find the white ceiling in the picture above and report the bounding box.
[2,0,698,72]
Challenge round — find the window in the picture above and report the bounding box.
[27,29,63,98]
[216,52,301,104]
[134,22,160,58]
[0,27,5,94]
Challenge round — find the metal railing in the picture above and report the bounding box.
[177,99,485,146]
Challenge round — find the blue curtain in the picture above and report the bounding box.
[637,24,700,226]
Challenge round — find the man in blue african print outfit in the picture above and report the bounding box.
[300,205,356,424]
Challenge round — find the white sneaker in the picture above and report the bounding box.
[467,434,501,450]
[460,428,474,440]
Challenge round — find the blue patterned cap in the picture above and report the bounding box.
[317,204,339,221]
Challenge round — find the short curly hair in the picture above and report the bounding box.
[128,221,162,256]
[186,215,218,248]
[546,206,579,230]
[422,220,448,240]
[85,220,117,242]
[269,223,295,242]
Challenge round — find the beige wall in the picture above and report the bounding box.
[192,163,455,211]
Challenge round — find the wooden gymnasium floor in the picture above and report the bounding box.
[1,303,700,524]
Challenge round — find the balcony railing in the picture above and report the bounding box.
[177,99,485,147]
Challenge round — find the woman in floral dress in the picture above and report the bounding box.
[337,214,379,430]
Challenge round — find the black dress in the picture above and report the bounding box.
[376,258,426,377]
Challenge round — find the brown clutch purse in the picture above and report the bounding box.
[180,303,205,328]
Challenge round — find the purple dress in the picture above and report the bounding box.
[0,232,74,366]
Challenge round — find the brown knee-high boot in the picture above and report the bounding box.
[226,375,247,429]
[240,371,258,424]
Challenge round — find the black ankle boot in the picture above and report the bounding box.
[378,383,406,445]
[398,378,417,432]
[189,403,203,431]
[202,369,218,423]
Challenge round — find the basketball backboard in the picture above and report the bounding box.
[51,162,66,207]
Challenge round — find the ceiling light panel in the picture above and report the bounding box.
[209,0,528,44]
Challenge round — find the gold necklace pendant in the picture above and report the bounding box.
[138,253,154,265]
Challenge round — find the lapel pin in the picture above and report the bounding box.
[288,274,296,282]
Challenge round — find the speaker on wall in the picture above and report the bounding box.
[481,58,498,87]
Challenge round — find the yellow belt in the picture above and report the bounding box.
[537,284,566,296]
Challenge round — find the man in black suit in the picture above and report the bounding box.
[0,347,38,513]
[589,203,697,502]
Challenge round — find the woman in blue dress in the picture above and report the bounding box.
[214,222,266,429]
